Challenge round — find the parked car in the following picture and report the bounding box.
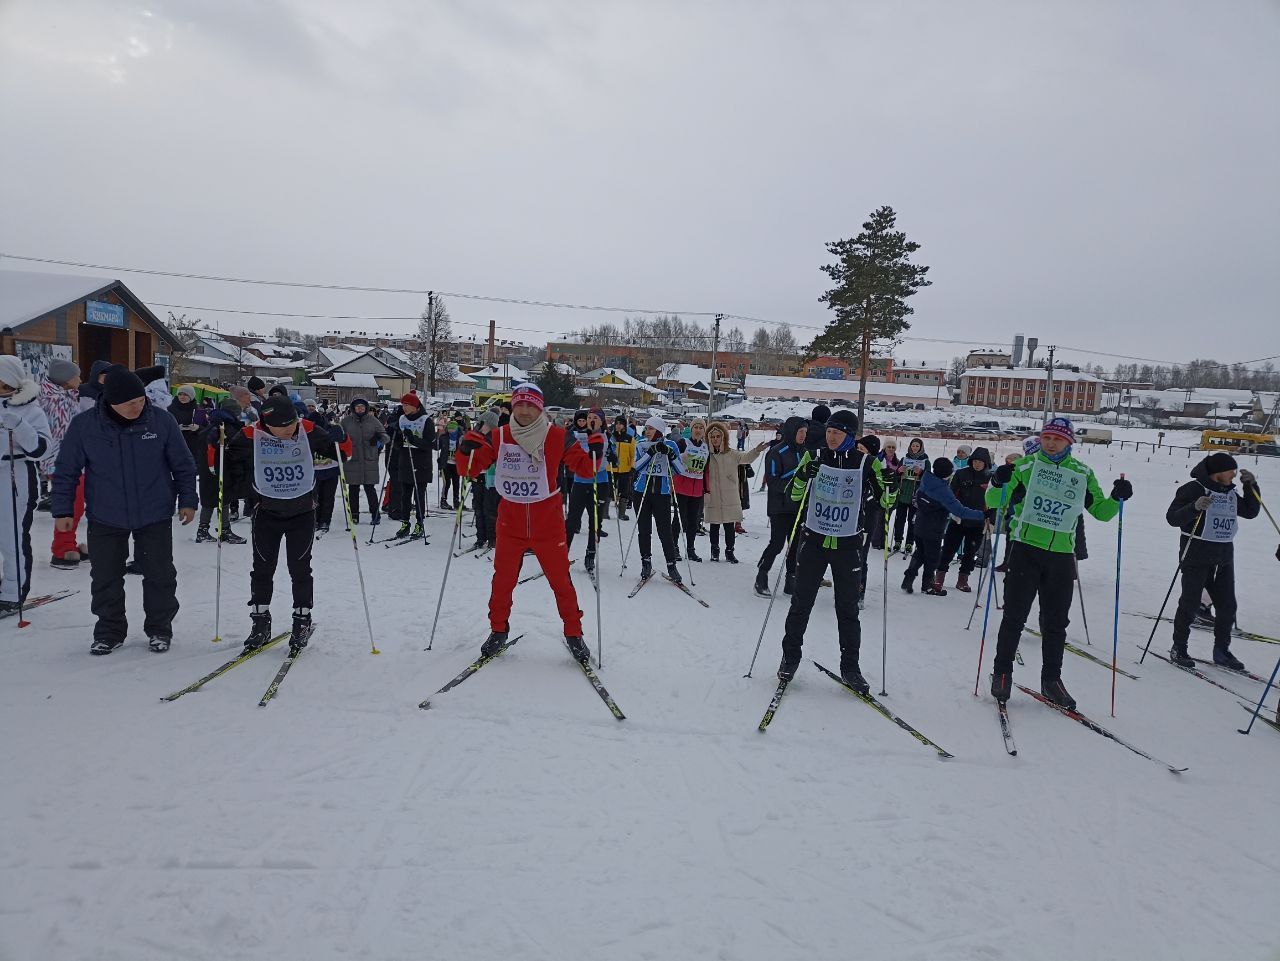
[1076,427,1113,446]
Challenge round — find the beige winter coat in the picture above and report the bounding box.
[702,424,767,525]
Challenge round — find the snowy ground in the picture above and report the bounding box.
[3,437,1279,961]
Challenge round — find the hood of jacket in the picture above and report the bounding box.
[79,360,120,402]
[781,416,807,446]
[1190,456,1235,493]
[705,421,730,452]
[904,438,928,460]
[1,376,40,408]
[969,446,992,469]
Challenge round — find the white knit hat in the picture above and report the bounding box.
[644,415,668,435]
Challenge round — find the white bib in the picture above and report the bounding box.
[805,464,863,537]
[643,444,671,478]
[1021,460,1085,534]
[494,440,554,503]
[1200,490,1237,543]
[253,426,315,499]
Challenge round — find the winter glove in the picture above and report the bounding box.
[326,425,345,443]
[647,442,668,460]
[458,430,486,457]
[800,459,820,481]
[1194,494,1213,511]
[607,448,619,468]
[369,435,381,447]
[9,419,39,453]
[588,433,606,458]
[1110,477,1133,501]
[1240,468,1257,488]
[676,438,687,453]
[993,463,1014,487]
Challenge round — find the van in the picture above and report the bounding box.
[1076,427,1113,446]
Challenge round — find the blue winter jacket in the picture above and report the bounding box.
[52,401,198,530]
[913,470,984,541]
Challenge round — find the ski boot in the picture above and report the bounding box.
[411,522,424,539]
[315,525,329,538]
[777,654,799,682]
[840,666,870,695]
[891,540,903,554]
[220,530,246,545]
[734,522,747,536]
[687,547,703,563]
[710,545,720,562]
[1194,603,1215,629]
[754,567,770,597]
[1169,641,1195,669]
[1213,645,1245,672]
[956,573,972,593]
[924,573,947,597]
[566,635,591,664]
[725,548,739,564]
[901,572,915,594]
[783,572,795,595]
[640,558,654,580]
[90,637,124,655]
[991,671,1012,703]
[666,563,682,585]
[0,601,20,619]
[195,526,214,543]
[51,552,80,570]
[395,522,412,539]
[289,608,313,656]
[481,630,509,658]
[148,634,172,653]
[1041,676,1077,712]
[584,551,596,575]
[243,608,273,654]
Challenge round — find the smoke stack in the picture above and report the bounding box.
[1025,337,1039,367]
[1012,334,1025,367]
[487,319,496,364]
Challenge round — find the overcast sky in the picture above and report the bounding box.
[2,0,1277,370]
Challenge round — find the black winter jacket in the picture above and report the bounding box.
[1166,457,1260,567]
[764,416,808,516]
[948,466,991,528]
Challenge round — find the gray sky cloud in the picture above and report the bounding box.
[1,0,1276,369]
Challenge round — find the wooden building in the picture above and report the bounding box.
[1,270,183,372]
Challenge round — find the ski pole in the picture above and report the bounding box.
[1071,557,1093,646]
[371,437,397,545]
[1253,488,1280,537]
[591,451,603,667]
[212,424,225,642]
[620,468,653,574]
[879,500,890,696]
[683,495,696,587]
[966,524,993,631]
[744,480,811,678]
[427,448,476,649]
[1138,510,1205,664]
[336,451,379,655]
[973,485,1009,696]
[1110,475,1125,718]
[1238,652,1280,735]
[8,430,29,628]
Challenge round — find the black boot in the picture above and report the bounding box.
[243,608,273,654]
[640,558,654,580]
[783,572,795,595]
[1170,640,1195,669]
[725,548,739,564]
[991,671,1012,703]
[566,635,590,664]
[584,551,596,575]
[710,545,720,562]
[289,608,313,655]
[901,572,914,594]
[777,654,799,681]
[1213,645,1245,672]
[90,637,124,655]
[481,630,509,658]
[754,567,770,597]
[195,526,214,543]
[687,548,703,563]
[840,666,870,695]
[667,563,682,584]
[1041,676,1077,712]
[147,634,172,653]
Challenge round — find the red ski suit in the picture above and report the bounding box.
[461,422,596,636]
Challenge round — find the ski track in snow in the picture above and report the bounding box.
[2,430,1279,961]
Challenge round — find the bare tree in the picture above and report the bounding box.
[410,296,454,395]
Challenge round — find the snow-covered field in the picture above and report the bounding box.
[3,437,1279,961]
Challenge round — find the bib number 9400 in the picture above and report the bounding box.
[812,502,851,524]
[263,465,306,483]
[1031,495,1069,517]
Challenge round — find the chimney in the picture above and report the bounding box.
[487,320,496,364]
[1012,334,1025,367]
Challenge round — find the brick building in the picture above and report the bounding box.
[959,367,1101,413]
[545,341,801,383]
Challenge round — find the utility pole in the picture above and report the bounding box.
[708,313,722,418]
[1042,344,1057,425]
[426,290,436,396]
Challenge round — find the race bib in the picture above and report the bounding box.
[253,427,315,499]
[643,445,671,478]
[683,452,708,475]
[1021,460,1085,534]
[1201,490,1237,543]
[805,464,863,537]
[494,441,553,503]
[400,413,428,444]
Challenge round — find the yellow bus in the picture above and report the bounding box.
[1200,430,1275,453]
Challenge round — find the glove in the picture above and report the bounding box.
[647,442,667,459]
[607,449,619,468]
[1240,468,1257,487]
[326,425,345,443]
[587,433,605,458]
[10,419,38,452]
[993,463,1014,487]
[1194,494,1212,511]
[1111,477,1133,501]
[458,430,486,457]
[369,435,381,447]
[676,438,687,453]
[801,459,820,481]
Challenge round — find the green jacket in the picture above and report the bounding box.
[986,451,1119,554]
[789,448,873,552]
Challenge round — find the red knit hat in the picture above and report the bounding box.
[401,393,421,409]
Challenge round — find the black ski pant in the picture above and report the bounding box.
[673,492,702,553]
[939,524,984,577]
[637,490,677,565]
[892,501,917,546]
[477,486,500,545]
[904,534,943,589]
[88,519,178,643]
[440,465,460,506]
[707,522,736,554]
[758,511,800,580]
[315,472,339,528]
[197,470,230,532]
[251,508,315,609]
[347,482,379,521]
[399,479,429,524]
[781,537,862,676]
[1172,562,1236,648]
[993,542,1076,679]
[564,482,601,556]
[387,477,404,519]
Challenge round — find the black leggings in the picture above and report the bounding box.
[441,465,460,505]
[638,490,677,564]
[673,493,703,551]
[315,472,339,528]
[347,483,379,520]
[250,508,315,609]
[565,482,601,554]
[708,523,736,553]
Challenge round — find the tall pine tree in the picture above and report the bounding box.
[810,206,931,428]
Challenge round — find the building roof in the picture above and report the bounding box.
[746,374,945,399]
[471,363,528,382]
[961,367,1100,383]
[246,342,295,358]
[313,372,381,389]
[0,268,184,352]
[312,346,366,369]
[657,363,711,385]
[584,367,652,390]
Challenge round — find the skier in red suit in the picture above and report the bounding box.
[459,383,603,663]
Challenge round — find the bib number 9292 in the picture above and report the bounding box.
[501,479,539,498]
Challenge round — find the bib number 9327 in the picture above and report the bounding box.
[1031,495,1069,517]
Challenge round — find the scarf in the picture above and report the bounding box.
[510,411,551,462]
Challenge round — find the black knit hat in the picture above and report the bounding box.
[262,394,299,428]
[1203,452,1237,474]
[826,409,858,435]
[857,434,881,456]
[102,369,146,405]
[268,383,289,397]
[246,376,266,393]
[933,457,954,479]
[811,404,832,424]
